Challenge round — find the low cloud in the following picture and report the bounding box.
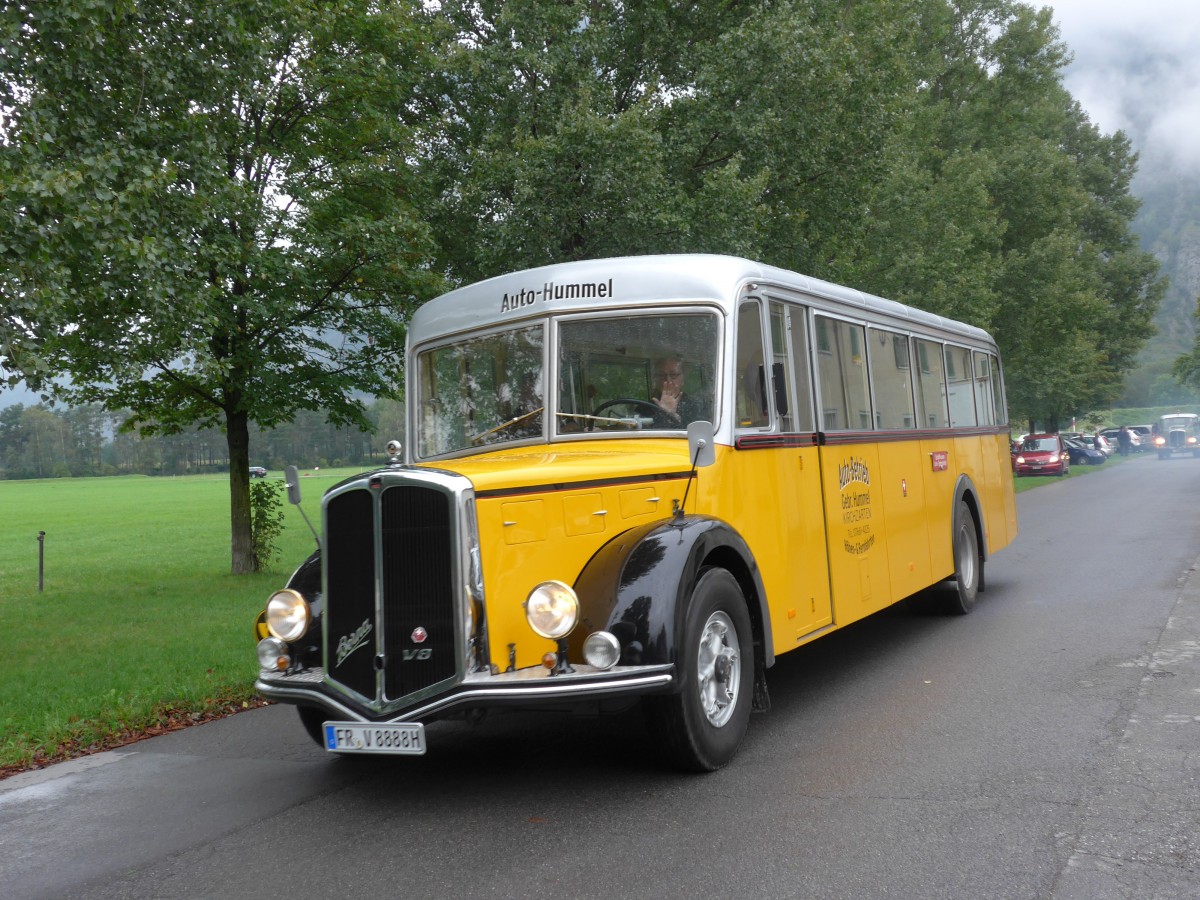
[1047,0,1200,176]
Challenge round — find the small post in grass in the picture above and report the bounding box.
[37,530,45,593]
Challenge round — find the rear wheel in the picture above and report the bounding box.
[944,500,981,615]
[645,568,753,772]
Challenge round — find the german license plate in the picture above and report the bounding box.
[323,722,426,755]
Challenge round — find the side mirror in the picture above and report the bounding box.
[284,465,302,505]
[687,420,716,468]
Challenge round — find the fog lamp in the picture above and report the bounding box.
[524,581,579,639]
[257,637,291,671]
[266,589,311,642]
[584,631,621,670]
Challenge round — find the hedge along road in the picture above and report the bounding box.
[2,454,1199,900]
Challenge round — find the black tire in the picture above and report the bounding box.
[644,568,753,772]
[297,706,327,748]
[944,500,981,615]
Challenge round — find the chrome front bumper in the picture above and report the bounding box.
[256,662,676,724]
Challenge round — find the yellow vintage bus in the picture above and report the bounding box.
[255,255,1017,771]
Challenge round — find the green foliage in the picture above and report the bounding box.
[1,0,1165,492]
[0,0,441,572]
[863,1,1164,428]
[424,0,915,280]
[423,0,1161,429]
[249,479,285,571]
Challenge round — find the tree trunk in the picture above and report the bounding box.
[226,409,255,574]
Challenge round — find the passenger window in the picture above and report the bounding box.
[989,353,1006,425]
[973,351,995,426]
[914,338,948,428]
[945,344,977,427]
[816,315,871,430]
[769,300,815,433]
[867,327,916,430]
[735,301,768,428]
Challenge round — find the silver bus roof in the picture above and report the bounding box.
[409,254,996,348]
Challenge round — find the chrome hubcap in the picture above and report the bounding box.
[957,523,976,589]
[697,610,741,727]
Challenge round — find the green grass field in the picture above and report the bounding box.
[0,469,350,772]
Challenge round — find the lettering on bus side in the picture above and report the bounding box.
[839,456,875,555]
[499,278,615,313]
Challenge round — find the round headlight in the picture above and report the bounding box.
[266,589,311,642]
[525,581,579,639]
[257,636,291,670]
[584,631,621,670]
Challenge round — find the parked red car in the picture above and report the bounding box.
[1013,433,1069,477]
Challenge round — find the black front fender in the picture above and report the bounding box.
[569,516,771,671]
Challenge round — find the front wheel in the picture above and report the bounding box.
[645,568,754,772]
[297,706,327,748]
[944,500,981,615]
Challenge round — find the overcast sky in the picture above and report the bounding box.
[1043,0,1200,178]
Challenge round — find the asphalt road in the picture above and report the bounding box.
[3,453,1200,899]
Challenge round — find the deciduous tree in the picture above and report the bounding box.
[1,0,439,571]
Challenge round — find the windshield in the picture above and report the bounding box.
[557,312,719,434]
[414,311,720,457]
[416,324,545,457]
[1022,438,1059,452]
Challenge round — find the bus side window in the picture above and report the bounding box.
[867,326,916,430]
[770,299,814,433]
[945,344,977,427]
[816,314,871,431]
[914,337,949,428]
[989,353,1006,425]
[736,301,768,428]
[973,351,995,426]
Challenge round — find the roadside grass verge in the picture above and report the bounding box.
[0,469,349,775]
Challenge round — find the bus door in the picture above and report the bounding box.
[813,313,893,626]
[866,326,933,601]
[724,297,832,653]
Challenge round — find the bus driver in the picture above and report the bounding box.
[652,354,710,426]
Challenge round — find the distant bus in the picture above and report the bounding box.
[255,255,1018,771]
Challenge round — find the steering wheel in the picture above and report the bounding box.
[590,398,667,430]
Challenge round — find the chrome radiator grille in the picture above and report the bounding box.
[323,480,459,709]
